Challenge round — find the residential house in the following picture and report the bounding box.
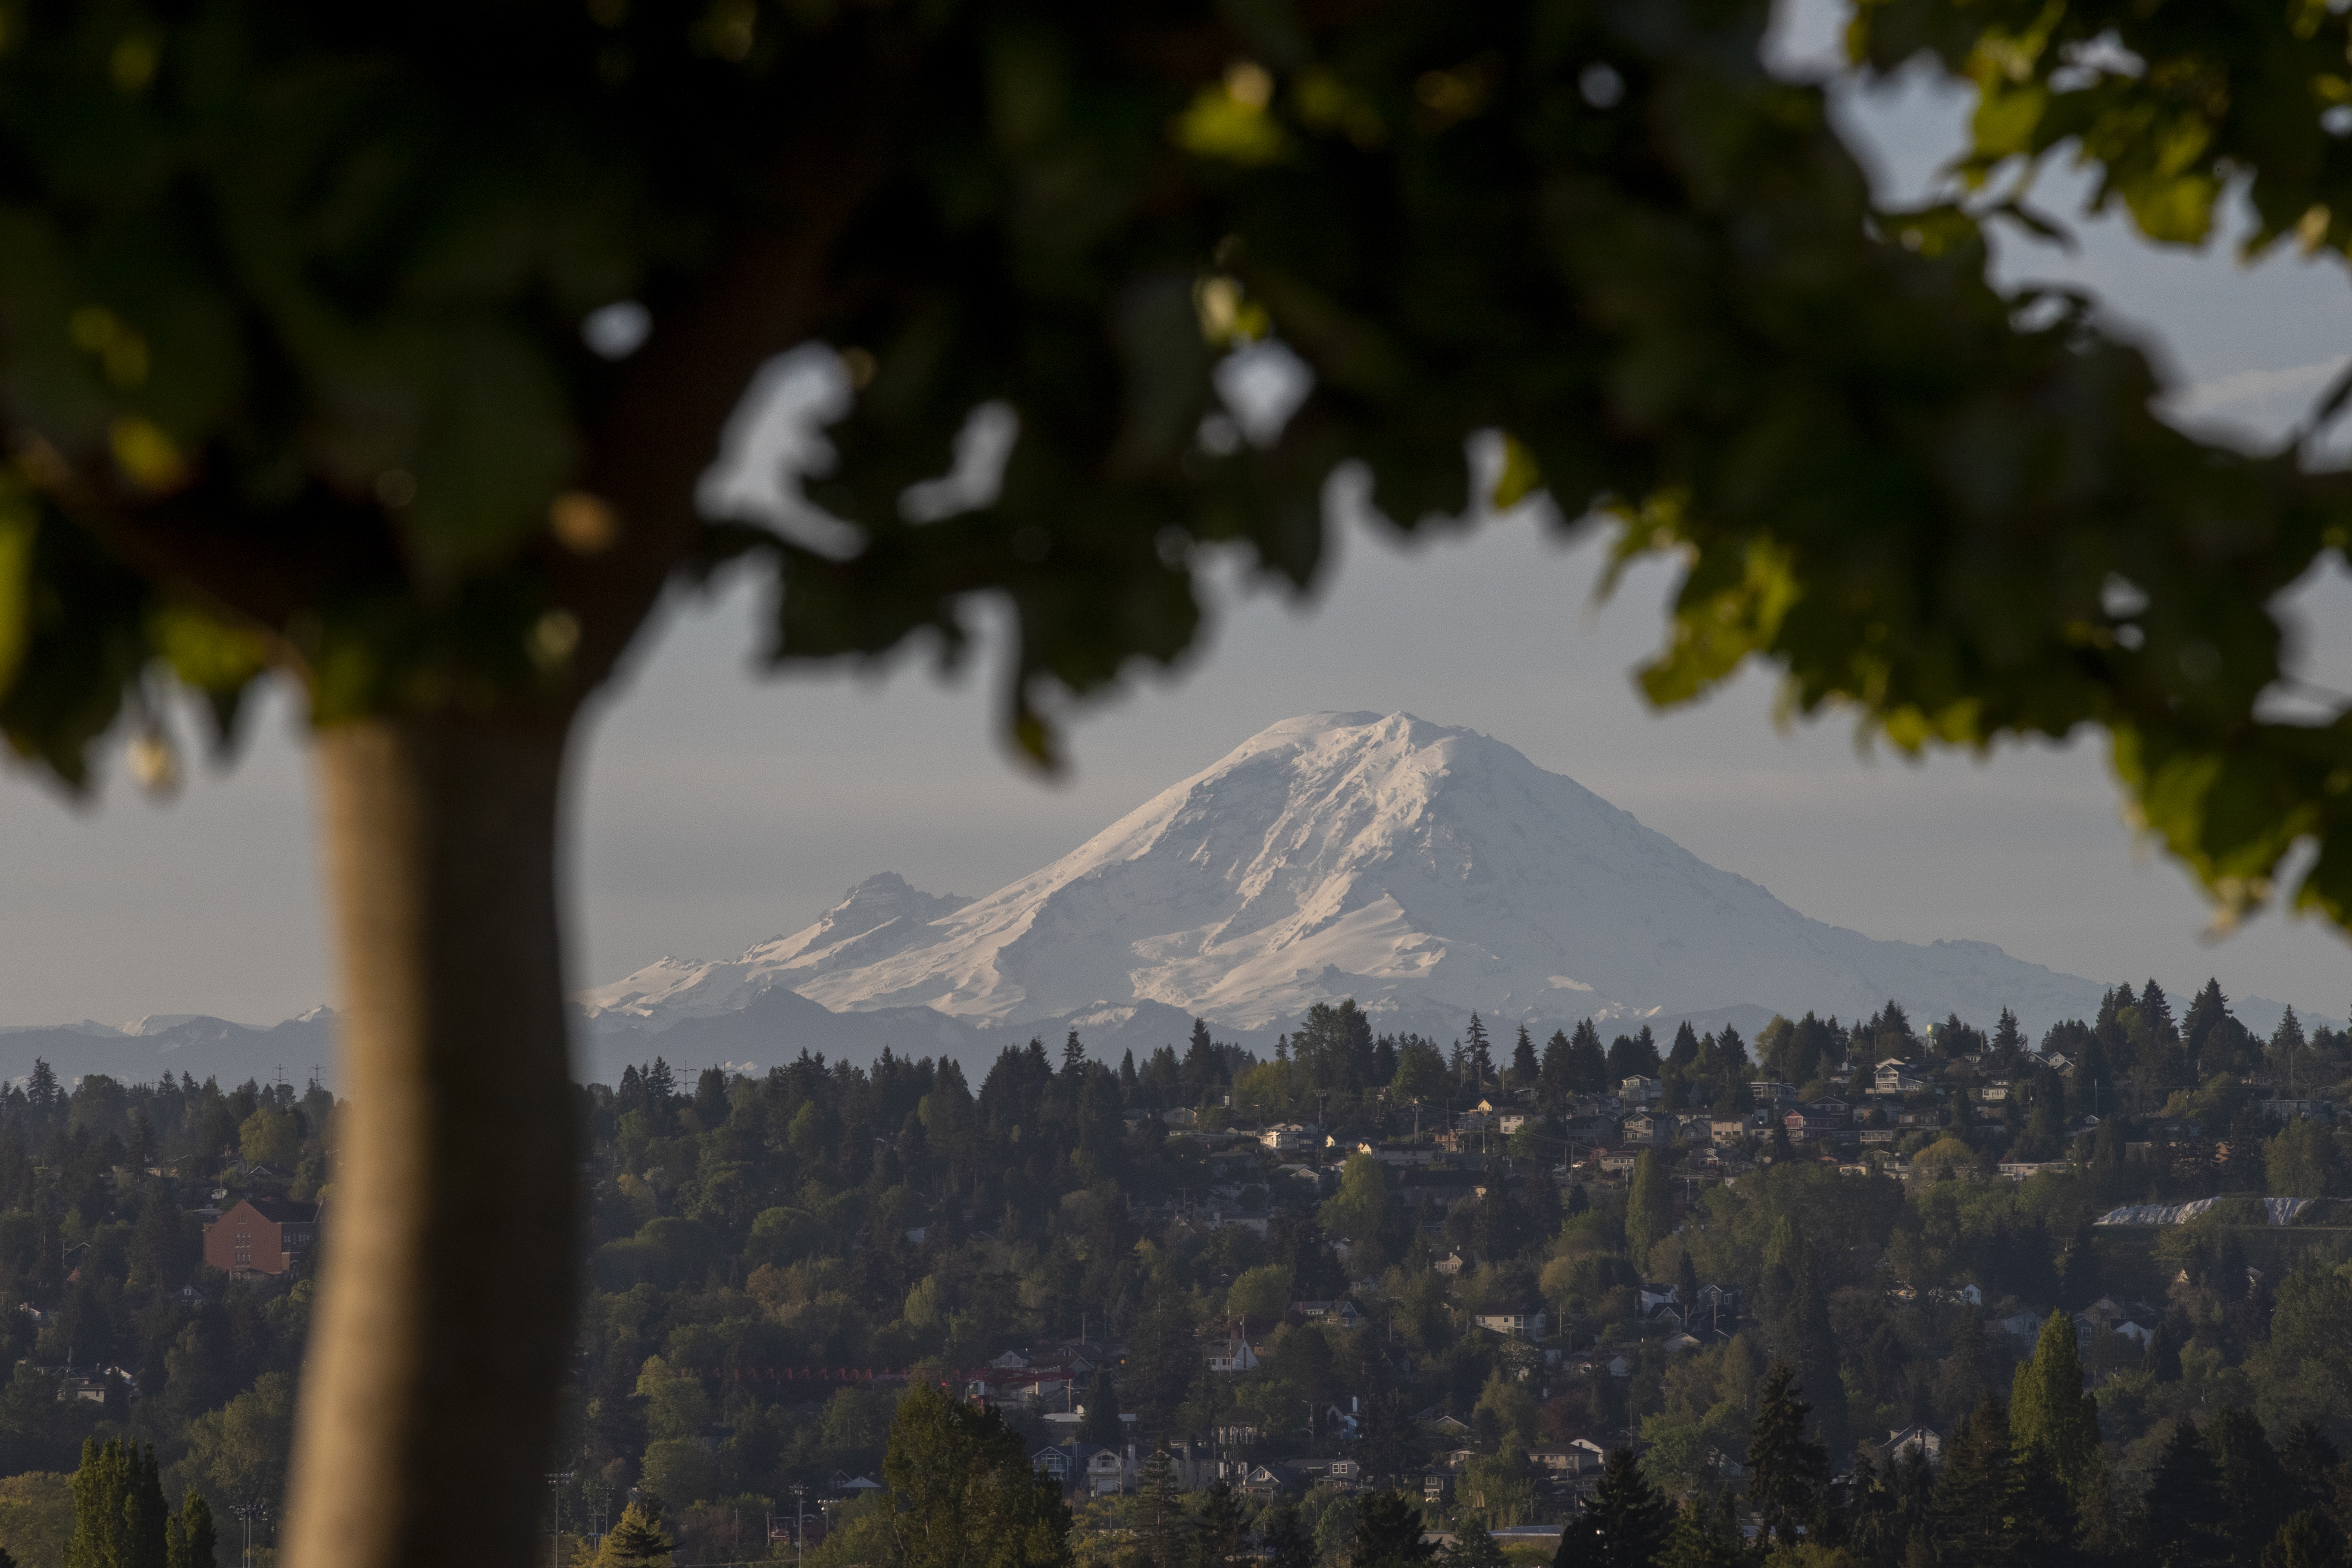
[1206,1338,1261,1373]
[1782,1109,1839,1145]
[2261,1099,2335,1121]
[1875,1060,1927,1095]
[1237,1464,1295,1499]
[1879,1426,1942,1466]
[2075,1296,2157,1348]
[1294,1300,1364,1328]
[1710,1117,1755,1147]
[1470,1309,1549,1341]
[1748,1081,1799,1108]
[1035,1448,1133,1495]
[1432,1252,1467,1277]
[201,1197,322,1279]
[1619,1077,1664,1105]
[1260,1124,1313,1154]
[1562,1115,1616,1145]
[1622,1113,1672,1147]
[1997,1160,2075,1181]
[1527,1440,1608,1477]
[54,1370,111,1405]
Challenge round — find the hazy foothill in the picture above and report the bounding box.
[0,1,2349,1568]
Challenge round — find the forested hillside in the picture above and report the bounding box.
[2,982,2351,1566]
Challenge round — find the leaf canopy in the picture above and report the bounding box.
[0,0,2348,928]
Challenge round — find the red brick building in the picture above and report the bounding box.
[203,1197,322,1278]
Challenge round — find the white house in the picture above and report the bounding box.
[1470,1309,1549,1341]
[1207,1338,1261,1373]
[1880,1426,1942,1466]
[1875,1060,1926,1095]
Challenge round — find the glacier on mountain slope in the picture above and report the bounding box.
[578,711,2117,1042]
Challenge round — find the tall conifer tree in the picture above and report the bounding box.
[2010,1309,2102,1495]
[1553,1448,1669,1568]
[1743,1365,1829,1544]
[1510,1026,1538,1090]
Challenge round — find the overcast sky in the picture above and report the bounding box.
[1,8,2347,1030]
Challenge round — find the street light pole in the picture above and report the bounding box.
[545,1471,575,1568]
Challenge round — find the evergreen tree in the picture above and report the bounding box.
[1510,1026,1539,1090]
[2142,1318,2183,1382]
[1675,1251,1699,1318]
[2144,1419,2229,1568]
[127,1445,166,1568]
[1136,1448,1186,1568]
[1992,1007,2024,1062]
[2059,1221,2104,1311]
[1567,1022,1608,1094]
[1933,1393,2019,1565]
[596,1502,674,1568]
[2208,1406,2292,1560]
[69,1437,169,1568]
[1442,1521,1508,1568]
[1668,1023,1700,1070]
[1782,1243,1848,1459]
[1714,1024,1749,1080]
[1539,1031,1573,1106]
[1553,1447,1670,1568]
[1182,1019,1223,1104]
[1263,1500,1314,1568]
[1466,1015,1494,1090]
[1744,1364,1829,1544]
[1081,1368,1124,1449]
[2009,1309,2102,1496]
[1348,1493,1434,1568]
[1625,1151,1673,1267]
[1658,1498,1740,1568]
[1193,1481,1246,1568]
[178,1492,216,1568]
[2280,1421,2340,1519]
[1637,1025,1662,1075]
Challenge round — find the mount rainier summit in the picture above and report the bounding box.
[575,711,2118,1063]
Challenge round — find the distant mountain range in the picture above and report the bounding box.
[3,712,2328,1088]
[0,1010,337,1093]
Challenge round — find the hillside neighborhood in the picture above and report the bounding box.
[0,979,2343,1566]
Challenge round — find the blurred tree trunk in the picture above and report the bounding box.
[285,715,578,1566]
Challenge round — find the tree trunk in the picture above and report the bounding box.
[285,714,578,1567]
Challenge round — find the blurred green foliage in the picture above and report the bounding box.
[0,0,2346,934]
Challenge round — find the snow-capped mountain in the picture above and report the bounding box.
[580,711,2119,1043]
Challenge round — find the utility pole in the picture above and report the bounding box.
[796,1482,809,1568]
[230,1502,268,1568]
[546,1470,575,1568]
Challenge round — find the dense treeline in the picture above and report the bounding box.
[6,980,2352,1566]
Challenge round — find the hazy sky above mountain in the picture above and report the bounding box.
[2,3,2348,1029]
